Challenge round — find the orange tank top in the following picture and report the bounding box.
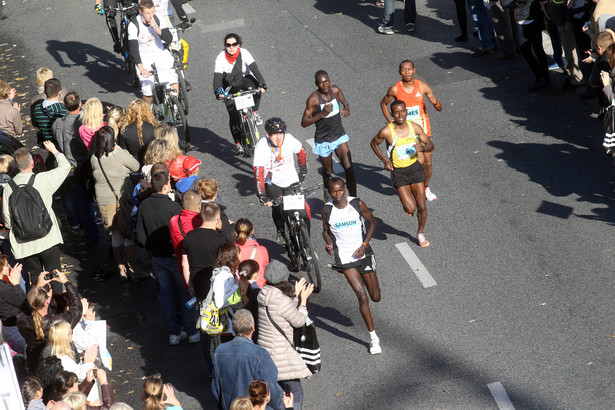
[396,80,431,136]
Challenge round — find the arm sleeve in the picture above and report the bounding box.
[100,383,115,409]
[277,295,308,328]
[61,282,84,328]
[11,108,23,135]
[2,183,12,229]
[213,72,224,93]
[119,149,140,171]
[253,166,266,197]
[0,284,26,310]
[127,22,142,65]
[78,379,94,396]
[137,208,147,246]
[41,153,71,194]
[248,62,266,86]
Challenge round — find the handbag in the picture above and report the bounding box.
[266,306,321,374]
[97,157,133,238]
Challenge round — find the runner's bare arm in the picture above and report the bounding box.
[333,86,350,118]
[301,93,320,127]
[322,211,334,255]
[424,83,442,111]
[380,85,397,123]
[353,200,378,258]
[370,128,394,171]
[413,122,434,152]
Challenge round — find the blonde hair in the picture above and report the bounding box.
[156,126,182,159]
[144,139,170,165]
[230,396,254,410]
[49,320,74,361]
[198,178,218,201]
[154,122,172,139]
[27,287,48,340]
[36,67,53,88]
[142,375,165,410]
[62,391,86,409]
[121,99,158,146]
[79,98,104,131]
[107,106,125,140]
[0,154,14,174]
[0,81,10,100]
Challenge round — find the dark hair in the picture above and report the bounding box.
[21,376,43,405]
[270,281,294,298]
[151,170,169,193]
[151,162,169,175]
[238,259,259,304]
[44,78,62,98]
[47,371,78,403]
[94,126,116,158]
[398,59,414,72]
[249,380,269,406]
[63,92,81,111]
[214,242,240,272]
[328,176,345,189]
[235,218,253,246]
[49,292,70,315]
[201,202,220,222]
[607,43,615,70]
[224,33,242,46]
[390,99,406,111]
[314,70,328,82]
[37,356,64,389]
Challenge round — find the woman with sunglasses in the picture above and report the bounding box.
[213,33,267,156]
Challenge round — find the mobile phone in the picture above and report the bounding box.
[284,384,291,395]
[44,272,59,280]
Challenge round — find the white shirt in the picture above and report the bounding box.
[253,133,303,188]
[153,0,172,16]
[214,48,256,78]
[326,198,366,264]
[127,14,169,62]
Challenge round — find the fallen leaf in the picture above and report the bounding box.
[474,150,479,154]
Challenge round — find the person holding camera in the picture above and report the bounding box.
[17,270,83,372]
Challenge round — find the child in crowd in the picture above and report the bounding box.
[21,376,45,410]
[107,105,125,141]
[175,156,201,194]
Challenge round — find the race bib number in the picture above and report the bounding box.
[283,194,305,211]
[234,94,255,110]
[406,105,420,120]
[395,143,416,161]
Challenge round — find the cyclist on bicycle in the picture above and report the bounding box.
[128,0,178,104]
[153,0,192,30]
[253,117,308,246]
[214,33,267,156]
[95,0,138,54]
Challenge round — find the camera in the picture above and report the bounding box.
[44,272,59,281]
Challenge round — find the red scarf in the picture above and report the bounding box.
[225,49,240,64]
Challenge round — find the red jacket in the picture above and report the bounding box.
[169,209,202,286]
[237,237,269,288]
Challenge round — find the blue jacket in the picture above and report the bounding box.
[212,336,284,410]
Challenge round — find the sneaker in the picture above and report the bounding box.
[405,23,415,32]
[253,111,263,126]
[235,144,245,157]
[417,233,430,248]
[375,0,384,6]
[424,186,437,201]
[188,332,201,344]
[93,216,103,226]
[169,331,187,345]
[369,338,382,355]
[377,24,394,35]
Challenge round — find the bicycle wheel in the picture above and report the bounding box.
[246,114,260,151]
[176,67,189,116]
[285,219,301,273]
[299,221,322,293]
[169,96,190,151]
[241,119,254,157]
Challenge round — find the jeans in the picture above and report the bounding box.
[152,256,198,337]
[469,0,496,49]
[382,0,416,26]
[279,379,303,410]
[60,178,98,243]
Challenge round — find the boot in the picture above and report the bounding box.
[112,246,129,281]
[124,245,151,281]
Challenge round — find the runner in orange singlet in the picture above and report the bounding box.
[380,60,442,201]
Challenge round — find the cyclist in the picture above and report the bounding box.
[214,33,267,156]
[128,0,178,104]
[322,177,381,354]
[153,0,192,29]
[95,0,139,54]
[253,117,308,247]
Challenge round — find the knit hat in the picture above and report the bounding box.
[264,260,289,285]
[182,156,201,175]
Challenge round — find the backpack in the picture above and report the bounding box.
[7,174,53,241]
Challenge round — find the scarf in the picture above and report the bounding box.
[225,49,240,64]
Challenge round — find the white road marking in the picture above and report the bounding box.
[395,242,436,288]
[487,382,515,410]
[305,138,344,175]
[200,18,245,34]
[183,3,196,14]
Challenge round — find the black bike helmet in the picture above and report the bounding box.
[265,117,287,134]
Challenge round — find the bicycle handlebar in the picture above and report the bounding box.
[105,3,138,13]
[269,183,321,207]
[219,88,262,102]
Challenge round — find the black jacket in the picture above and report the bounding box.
[137,193,182,257]
[0,279,28,327]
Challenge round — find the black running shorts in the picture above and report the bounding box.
[390,161,426,189]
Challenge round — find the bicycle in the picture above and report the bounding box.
[170,22,193,116]
[271,183,322,293]
[150,63,191,151]
[105,2,140,88]
[220,89,261,158]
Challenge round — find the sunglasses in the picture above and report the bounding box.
[225,42,239,48]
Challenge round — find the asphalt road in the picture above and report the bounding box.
[2,0,615,408]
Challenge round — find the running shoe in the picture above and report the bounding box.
[417,233,430,248]
[405,23,416,32]
[169,331,187,345]
[188,332,201,343]
[425,186,437,201]
[253,111,263,126]
[375,0,384,7]
[378,24,394,35]
[235,144,245,157]
[369,338,382,355]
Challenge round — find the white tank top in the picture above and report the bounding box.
[326,197,366,265]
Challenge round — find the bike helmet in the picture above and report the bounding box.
[265,117,287,134]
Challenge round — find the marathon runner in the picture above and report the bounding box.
[301,70,356,197]
[371,100,434,247]
[380,59,441,201]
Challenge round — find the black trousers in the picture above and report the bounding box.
[23,244,61,293]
